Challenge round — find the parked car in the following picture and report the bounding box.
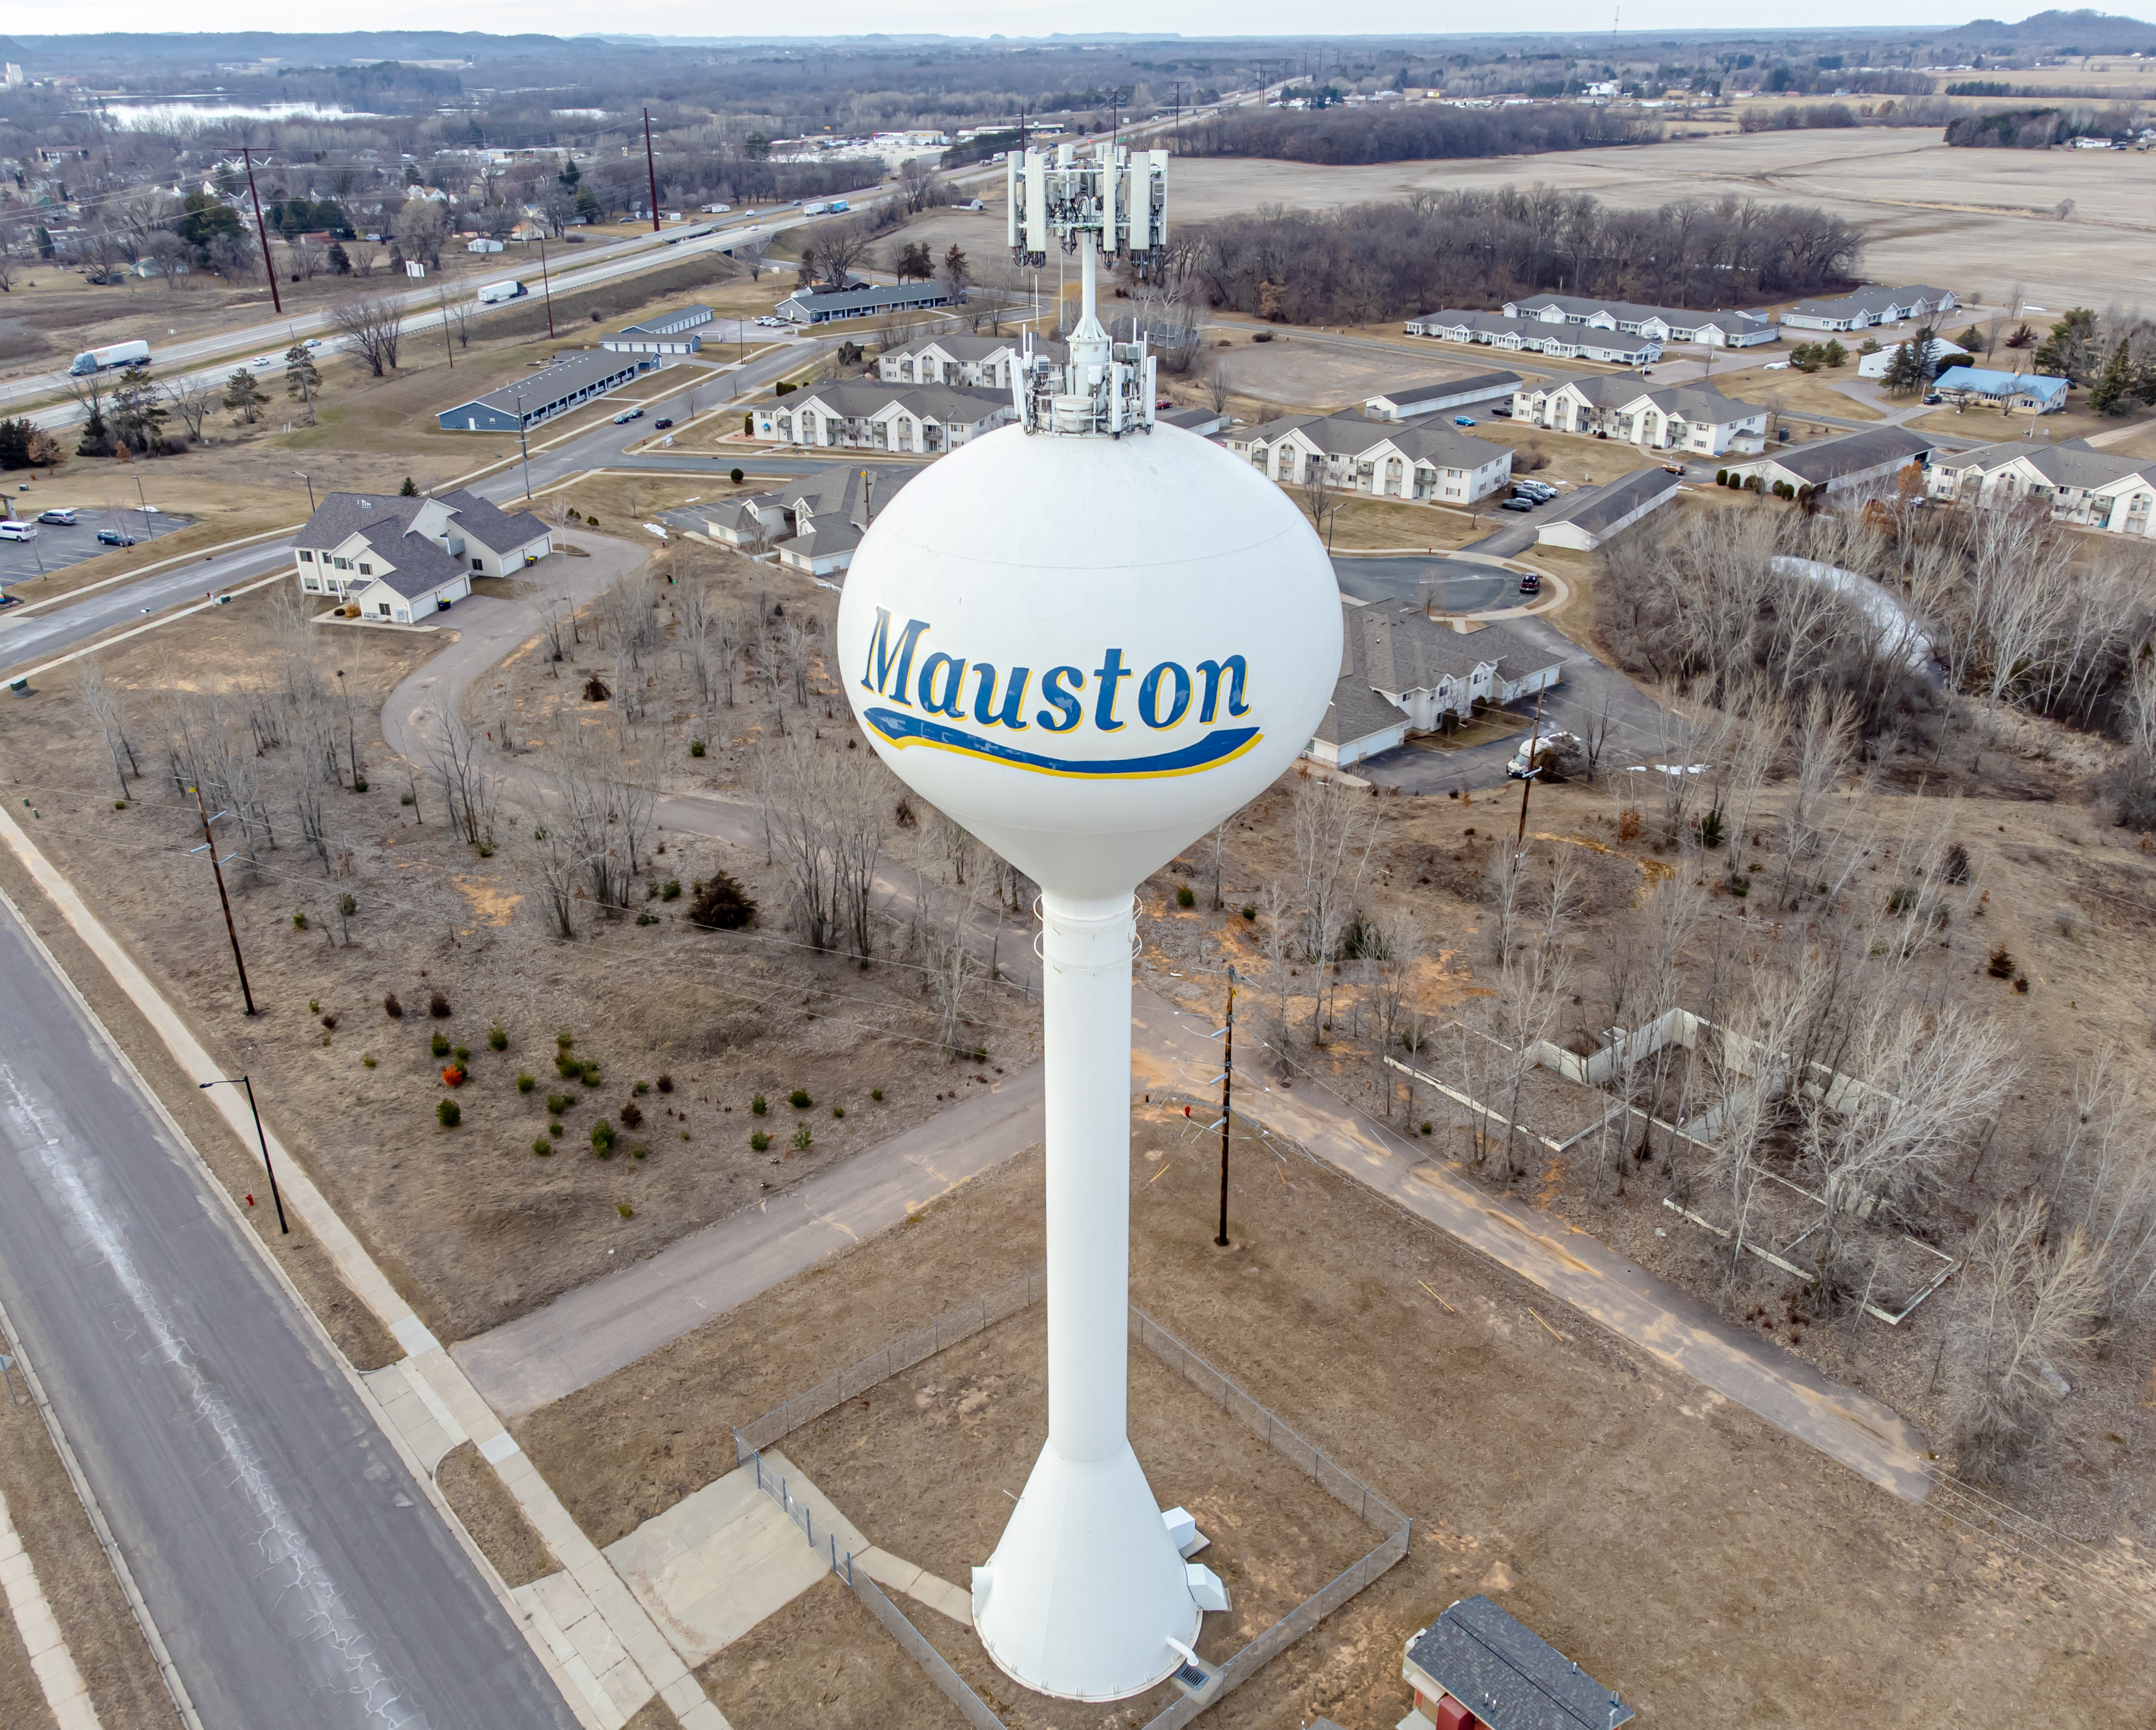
[1490,405,1513,417]
[1500,498,1535,513]
[1518,572,1542,594]
[1453,414,1476,426]
[1924,392,1943,405]
[1662,463,1687,476]
[654,417,674,430]
[1513,480,1555,500]
[96,528,137,546]
[37,508,78,525]
[0,521,35,541]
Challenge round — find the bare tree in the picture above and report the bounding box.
[927,875,986,1058]
[331,294,404,377]
[426,707,495,846]
[557,729,653,915]
[1291,773,1378,1043]
[525,807,581,939]
[288,235,329,282]
[392,200,448,270]
[76,662,136,797]
[1950,1197,2105,1480]
[813,218,874,288]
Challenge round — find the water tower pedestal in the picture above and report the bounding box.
[969,894,1199,1700]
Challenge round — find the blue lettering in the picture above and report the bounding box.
[861,609,931,708]
[1036,667,1084,732]
[918,653,967,718]
[1196,656,1250,722]
[1092,647,1133,732]
[1137,662,1192,729]
[972,664,1030,729]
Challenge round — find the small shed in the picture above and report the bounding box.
[1401,1596,1633,1730]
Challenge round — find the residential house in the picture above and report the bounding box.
[1511,377,1768,456]
[436,349,649,433]
[1399,1596,1634,1730]
[751,381,1014,452]
[1504,293,1778,348]
[704,464,918,575]
[1157,406,1229,436]
[1928,366,2070,414]
[1723,427,1934,497]
[1534,468,1683,551]
[1362,370,1522,420]
[600,304,714,356]
[1405,309,1661,367]
[293,489,550,622]
[1782,285,1959,332]
[1311,601,1564,769]
[877,333,1061,389]
[1925,438,2156,536]
[1855,336,1968,380]
[774,282,954,324]
[1226,411,1514,503]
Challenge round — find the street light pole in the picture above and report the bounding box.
[200,1076,287,1233]
[189,781,257,1016]
[293,470,314,511]
[536,231,557,338]
[132,473,152,543]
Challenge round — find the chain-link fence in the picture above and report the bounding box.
[731,1274,1410,1730]
[734,1267,1041,1454]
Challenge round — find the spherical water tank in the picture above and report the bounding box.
[837,422,1342,898]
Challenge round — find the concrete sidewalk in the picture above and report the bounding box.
[454,1063,1047,1416]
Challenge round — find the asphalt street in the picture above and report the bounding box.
[1333,552,1517,611]
[0,893,582,1730]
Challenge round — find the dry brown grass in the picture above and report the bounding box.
[1706,361,1885,424]
[435,1441,557,1587]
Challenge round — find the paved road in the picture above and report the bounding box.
[1333,553,1518,611]
[0,893,582,1730]
[0,535,292,670]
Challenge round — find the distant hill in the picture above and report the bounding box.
[1952,9,2156,49]
[3,31,575,66]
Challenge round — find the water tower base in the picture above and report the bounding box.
[969,1438,1201,1701]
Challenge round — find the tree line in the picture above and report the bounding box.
[1180,100,1663,166]
[1187,189,1864,327]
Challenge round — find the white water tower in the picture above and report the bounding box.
[836,143,1340,1701]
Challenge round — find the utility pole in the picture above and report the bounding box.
[514,383,533,498]
[237,145,282,315]
[643,108,662,233]
[1216,966,1237,1247]
[200,1076,287,1234]
[437,288,453,368]
[190,781,257,1016]
[1514,685,1547,854]
[1172,81,1183,154]
[536,231,557,336]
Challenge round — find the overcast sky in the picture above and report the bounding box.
[38,2,2156,41]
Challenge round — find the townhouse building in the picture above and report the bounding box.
[877,334,1063,390]
[1510,376,1768,457]
[1782,285,1959,332]
[1503,294,1778,348]
[750,381,1014,453]
[1404,309,1662,367]
[293,489,550,622]
[1226,411,1513,504]
[1310,601,1564,769]
[1925,439,2156,537]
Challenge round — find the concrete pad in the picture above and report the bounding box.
[601,1468,831,1665]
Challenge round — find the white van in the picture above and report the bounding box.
[0,521,37,542]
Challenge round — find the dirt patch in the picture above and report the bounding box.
[515,1091,2153,1726]
[434,1441,557,1588]
[0,1348,182,1729]
[696,1575,958,1730]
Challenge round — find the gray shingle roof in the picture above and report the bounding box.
[886,333,1061,363]
[296,491,431,552]
[352,522,466,601]
[1343,600,1554,693]
[778,282,952,318]
[1369,371,1518,407]
[617,303,712,336]
[445,348,643,420]
[786,381,1010,423]
[1935,436,2156,491]
[1312,669,1410,748]
[435,488,549,555]
[1537,467,1680,535]
[1741,427,1932,485]
[713,463,918,536]
[1381,422,1510,468]
[297,487,546,600]
[1406,1597,1633,1730]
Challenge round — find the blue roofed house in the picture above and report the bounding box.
[1928,366,2070,415]
[1400,1596,1633,1730]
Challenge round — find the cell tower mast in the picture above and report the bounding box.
[1006,141,1169,437]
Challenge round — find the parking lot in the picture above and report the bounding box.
[0,508,196,590]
